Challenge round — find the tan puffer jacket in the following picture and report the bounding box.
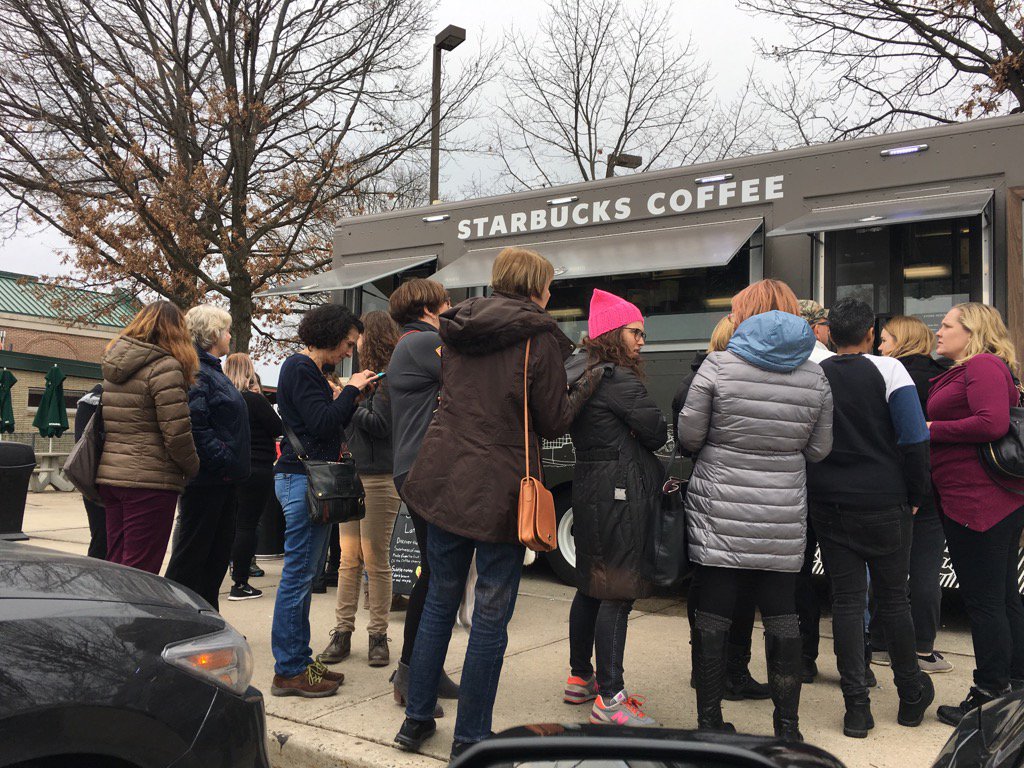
[96,337,200,492]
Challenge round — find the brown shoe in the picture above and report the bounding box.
[369,634,390,667]
[271,664,340,698]
[319,629,351,664]
[311,659,345,685]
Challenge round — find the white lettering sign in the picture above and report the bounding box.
[455,175,784,240]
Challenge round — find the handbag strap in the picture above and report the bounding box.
[281,418,310,462]
[523,338,532,481]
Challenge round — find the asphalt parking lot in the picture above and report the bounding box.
[20,490,979,768]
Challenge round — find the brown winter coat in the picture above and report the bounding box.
[401,292,575,543]
[96,337,200,492]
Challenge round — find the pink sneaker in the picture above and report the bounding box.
[589,690,659,727]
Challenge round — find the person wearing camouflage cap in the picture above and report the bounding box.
[799,300,835,365]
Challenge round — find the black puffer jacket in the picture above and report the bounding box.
[345,381,393,475]
[566,354,668,601]
[188,347,251,486]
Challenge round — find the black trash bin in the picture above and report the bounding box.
[255,492,285,558]
[0,441,35,541]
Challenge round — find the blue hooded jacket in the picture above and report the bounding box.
[727,310,816,373]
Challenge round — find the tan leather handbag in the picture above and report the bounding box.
[517,338,558,552]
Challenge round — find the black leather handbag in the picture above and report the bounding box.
[642,446,691,588]
[283,421,366,525]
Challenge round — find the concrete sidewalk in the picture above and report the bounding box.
[19,490,978,768]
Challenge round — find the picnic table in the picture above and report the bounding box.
[29,452,74,492]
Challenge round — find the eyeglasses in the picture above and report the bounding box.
[626,328,647,342]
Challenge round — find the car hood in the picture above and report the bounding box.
[0,544,209,611]
[933,691,1024,767]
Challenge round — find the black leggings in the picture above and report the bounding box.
[687,568,756,652]
[401,504,432,666]
[84,498,107,560]
[695,565,797,622]
[569,591,634,696]
[231,469,274,583]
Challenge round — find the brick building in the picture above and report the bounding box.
[0,271,138,450]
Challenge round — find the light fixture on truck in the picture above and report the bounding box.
[704,296,733,309]
[880,143,929,157]
[904,265,951,279]
[858,215,885,222]
[422,214,450,223]
[546,195,579,206]
[694,173,734,185]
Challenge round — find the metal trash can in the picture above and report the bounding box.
[255,492,285,558]
[0,441,35,541]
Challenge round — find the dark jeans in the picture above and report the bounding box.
[942,505,1024,692]
[687,567,757,653]
[231,469,274,583]
[84,497,107,560]
[869,502,946,654]
[166,484,238,610]
[810,502,919,700]
[406,522,525,744]
[694,565,797,620]
[569,591,634,696]
[795,520,822,662]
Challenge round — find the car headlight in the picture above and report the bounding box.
[162,625,254,696]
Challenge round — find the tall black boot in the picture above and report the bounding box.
[725,642,770,701]
[693,611,736,733]
[764,614,804,742]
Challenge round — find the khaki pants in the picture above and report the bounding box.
[335,473,401,635]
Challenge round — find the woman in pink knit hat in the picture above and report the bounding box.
[562,288,668,727]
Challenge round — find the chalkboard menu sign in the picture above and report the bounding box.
[390,504,422,596]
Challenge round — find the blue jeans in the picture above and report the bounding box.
[271,474,332,677]
[406,523,525,744]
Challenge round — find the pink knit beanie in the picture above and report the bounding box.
[588,289,644,339]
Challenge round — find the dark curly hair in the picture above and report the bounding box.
[297,304,364,350]
[359,310,401,372]
[582,329,645,380]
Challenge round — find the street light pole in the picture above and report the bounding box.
[429,25,466,204]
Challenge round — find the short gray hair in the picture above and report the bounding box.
[185,305,232,351]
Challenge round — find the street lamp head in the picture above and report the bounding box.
[608,152,643,170]
[435,25,466,51]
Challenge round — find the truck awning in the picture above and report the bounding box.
[431,218,763,289]
[256,254,436,297]
[767,189,993,237]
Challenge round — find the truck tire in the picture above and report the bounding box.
[545,488,577,587]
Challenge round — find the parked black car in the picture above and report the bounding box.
[0,543,269,768]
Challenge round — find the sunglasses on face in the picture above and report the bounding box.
[626,328,647,342]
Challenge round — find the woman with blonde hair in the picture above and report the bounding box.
[929,303,1024,725]
[223,353,282,601]
[868,316,951,672]
[165,305,251,610]
[97,301,200,573]
[679,278,833,738]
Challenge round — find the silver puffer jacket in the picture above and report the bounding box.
[678,311,833,572]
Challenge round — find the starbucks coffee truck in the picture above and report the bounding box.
[263,113,1024,587]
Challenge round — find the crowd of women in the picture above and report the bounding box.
[83,245,1024,759]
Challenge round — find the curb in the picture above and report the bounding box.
[266,713,446,768]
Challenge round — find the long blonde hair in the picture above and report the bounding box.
[952,302,1020,377]
[708,315,735,353]
[224,353,258,392]
[882,315,934,359]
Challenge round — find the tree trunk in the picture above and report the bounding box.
[229,289,253,354]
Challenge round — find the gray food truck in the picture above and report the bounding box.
[264,113,1024,587]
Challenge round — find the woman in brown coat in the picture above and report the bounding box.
[395,247,579,758]
[97,301,200,574]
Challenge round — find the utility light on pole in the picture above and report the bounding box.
[430,24,466,204]
[606,152,643,177]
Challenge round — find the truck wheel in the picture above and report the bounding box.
[545,490,577,586]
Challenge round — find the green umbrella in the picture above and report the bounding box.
[0,368,15,434]
[33,364,68,438]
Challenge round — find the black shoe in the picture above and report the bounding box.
[725,642,770,701]
[319,629,351,664]
[800,657,817,684]
[311,579,327,594]
[765,626,803,743]
[228,582,263,601]
[693,613,736,732]
[450,741,475,761]
[937,686,998,726]
[897,671,935,727]
[843,695,874,738]
[394,717,436,751]
[865,665,877,688]
[249,559,265,578]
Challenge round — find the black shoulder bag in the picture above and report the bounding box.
[641,439,691,589]
[282,420,365,525]
[979,377,1024,492]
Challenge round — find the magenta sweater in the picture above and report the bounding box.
[927,353,1024,531]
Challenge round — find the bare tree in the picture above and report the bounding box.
[739,0,1024,137]
[492,0,725,189]
[0,0,492,352]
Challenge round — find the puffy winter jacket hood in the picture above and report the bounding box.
[102,337,170,384]
[728,311,815,373]
[441,292,573,359]
[564,352,613,388]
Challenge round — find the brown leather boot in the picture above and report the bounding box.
[271,664,341,697]
[369,634,390,667]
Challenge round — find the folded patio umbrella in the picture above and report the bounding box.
[0,368,15,433]
[32,364,68,438]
